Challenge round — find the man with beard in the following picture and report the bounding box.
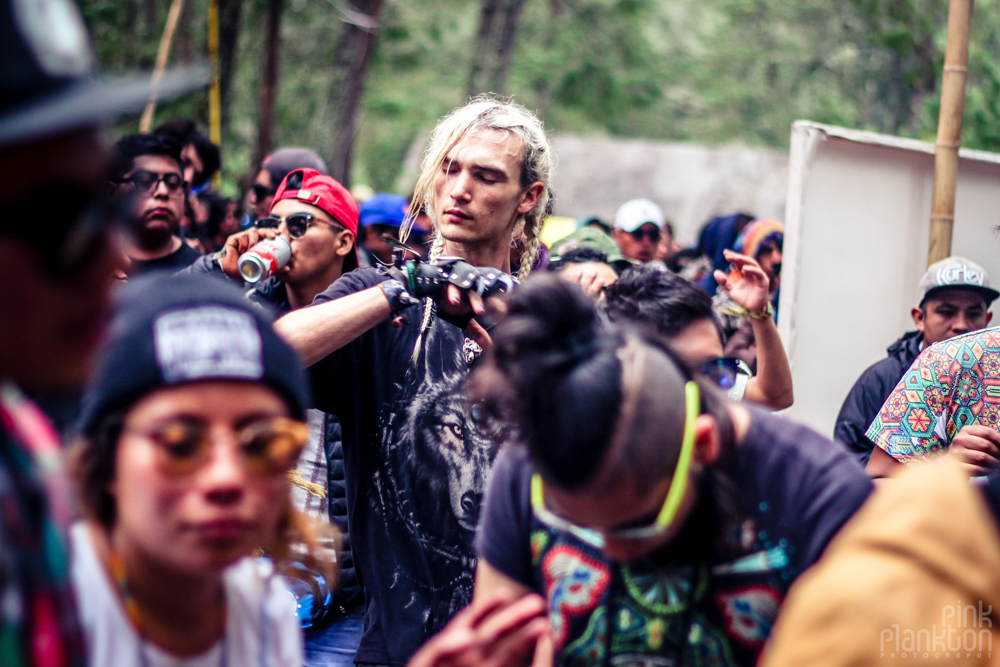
[111,133,202,275]
[274,95,552,665]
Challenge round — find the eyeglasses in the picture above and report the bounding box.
[698,356,743,390]
[251,183,277,203]
[530,380,700,549]
[629,226,661,243]
[125,416,308,477]
[254,213,343,239]
[116,170,186,195]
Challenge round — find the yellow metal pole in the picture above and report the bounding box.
[928,0,974,266]
[208,0,222,188]
[139,0,186,132]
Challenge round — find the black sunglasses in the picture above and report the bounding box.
[116,169,186,195]
[252,183,278,202]
[255,212,343,239]
[629,226,661,243]
[698,356,742,390]
[4,184,127,278]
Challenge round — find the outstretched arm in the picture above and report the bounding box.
[714,249,793,410]
[275,281,492,368]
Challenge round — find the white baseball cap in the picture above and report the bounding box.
[917,256,1000,306]
[614,199,665,233]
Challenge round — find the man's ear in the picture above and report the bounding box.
[911,306,926,332]
[987,310,993,326]
[335,230,356,258]
[692,414,721,468]
[515,182,544,216]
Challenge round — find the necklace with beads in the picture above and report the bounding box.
[107,546,229,667]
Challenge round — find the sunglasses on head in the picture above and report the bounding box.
[126,416,308,478]
[629,226,661,243]
[116,169,186,195]
[530,380,701,549]
[254,212,343,239]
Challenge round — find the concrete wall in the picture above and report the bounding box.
[778,121,1000,436]
[548,134,789,246]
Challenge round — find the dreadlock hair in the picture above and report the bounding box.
[402,94,554,282]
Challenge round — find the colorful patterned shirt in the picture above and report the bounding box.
[0,382,84,667]
[478,410,872,666]
[867,328,1000,464]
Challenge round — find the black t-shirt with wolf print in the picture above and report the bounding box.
[310,267,500,666]
[476,409,873,667]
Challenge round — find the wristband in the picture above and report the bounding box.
[747,301,774,320]
[719,301,774,320]
[381,279,420,315]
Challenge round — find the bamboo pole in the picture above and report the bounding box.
[208,0,222,188]
[139,0,186,132]
[928,0,974,266]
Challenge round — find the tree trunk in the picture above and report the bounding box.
[468,0,501,97]
[254,0,284,175]
[218,0,244,136]
[491,0,527,93]
[327,0,385,186]
[467,0,527,97]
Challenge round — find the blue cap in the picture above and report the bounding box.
[359,193,408,228]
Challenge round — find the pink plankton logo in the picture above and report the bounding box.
[880,601,993,659]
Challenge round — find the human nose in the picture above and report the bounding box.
[199,433,247,504]
[151,176,171,199]
[449,169,473,202]
[952,312,971,333]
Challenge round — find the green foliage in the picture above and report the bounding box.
[77,0,1000,197]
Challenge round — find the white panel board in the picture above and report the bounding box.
[778,121,1000,437]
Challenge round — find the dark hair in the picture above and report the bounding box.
[602,264,723,342]
[472,275,735,499]
[110,133,184,182]
[547,247,610,273]
[71,412,125,528]
[472,274,745,556]
[153,119,221,186]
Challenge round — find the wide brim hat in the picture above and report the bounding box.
[0,0,208,149]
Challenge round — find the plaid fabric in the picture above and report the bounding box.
[868,328,1000,464]
[0,382,84,667]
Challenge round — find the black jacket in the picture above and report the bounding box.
[834,330,924,465]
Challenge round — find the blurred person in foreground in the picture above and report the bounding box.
[189,168,366,665]
[71,275,315,665]
[0,0,203,662]
[274,94,551,665]
[415,275,869,666]
[762,457,1000,666]
[838,256,996,467]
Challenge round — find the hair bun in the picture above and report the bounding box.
[493,275,601,372]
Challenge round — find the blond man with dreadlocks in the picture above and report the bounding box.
[275,95,551,665]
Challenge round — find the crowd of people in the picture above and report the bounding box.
[6,3,1000,667]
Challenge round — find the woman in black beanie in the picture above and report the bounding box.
[69,274,320,667]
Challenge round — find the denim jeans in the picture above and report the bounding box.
[304,610,365,667]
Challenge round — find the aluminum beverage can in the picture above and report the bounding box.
[238,236,291,284]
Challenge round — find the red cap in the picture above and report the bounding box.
[272,168,360,272]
